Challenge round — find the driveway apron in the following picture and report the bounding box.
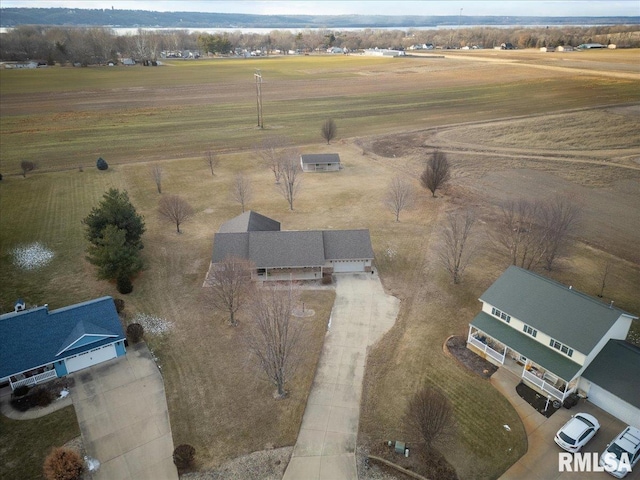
[283,273,400,480]
[70,342,178,480]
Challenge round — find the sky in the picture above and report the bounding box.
[1,1,639,17]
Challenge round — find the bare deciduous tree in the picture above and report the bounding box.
[405,386,455,449]
[384,175,415,222]
[420,150,451,197]
[231,173,253,212]
[158,194,194,233]
[494,199,548,270]
[20,160,36,178]
[598,259,613,298]
[438,210,478,284]
[204,149,219,176]
[540,195,581,271]
[321,118,337,145]
[255,135,290,184]
[204,256,254,327]
[150,164,163,194]
[493,196,580,271]
[247,284,302,398]
[278,149,302,211]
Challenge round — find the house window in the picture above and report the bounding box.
[491,307,511,323]
[523,325,537,338]
[549,338,574,357]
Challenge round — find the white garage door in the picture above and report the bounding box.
[65,343,117,373]
[333,260,366,273]
[588,382,640,427]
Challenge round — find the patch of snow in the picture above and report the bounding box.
[131,312,173,335]
[11,242,54,270]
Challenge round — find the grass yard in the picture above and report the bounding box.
[0,406,80,480]
[1,51,639,478]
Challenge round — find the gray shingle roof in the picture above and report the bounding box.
[471,311,582,381]
[583,340,640,409]
[300,154,341,165]
[211,226,374,269]
[480,266,635,354]
[218,211,280,233]
[0,297,125,378]
[323,230,374,260]
[249,231,326,268]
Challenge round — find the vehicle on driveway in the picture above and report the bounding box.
[554,412,600,452]
[599,425,640,478]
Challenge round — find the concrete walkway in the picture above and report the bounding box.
[70,343,178,480]
[283,273,400,480]
[493,368,635,480]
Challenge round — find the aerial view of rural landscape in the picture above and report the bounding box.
[1,1,639,479]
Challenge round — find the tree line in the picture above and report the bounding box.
[2,24,638,62]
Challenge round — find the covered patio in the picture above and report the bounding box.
[468,312,581,402]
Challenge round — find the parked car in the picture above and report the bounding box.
[599,426,640,478]
[554,412,600,452]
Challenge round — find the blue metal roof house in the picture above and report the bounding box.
[0,297,126,390]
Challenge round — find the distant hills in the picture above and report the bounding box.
[1,8,638,29]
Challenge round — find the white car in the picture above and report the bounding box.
[554,412,600,452]
[599,426,640,478]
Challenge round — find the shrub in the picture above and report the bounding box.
[32,386,54,407]
[96,157,108,170]
[173,444,196,470]
[13,385,30,397]
[117,275,133,294]
[127,323,144,343]
[113,298,125,314]
[43,447,83,480]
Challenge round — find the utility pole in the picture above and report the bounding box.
[458,8,463,47]
[254,69,263,129]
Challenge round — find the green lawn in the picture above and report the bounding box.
[0,406,80,480]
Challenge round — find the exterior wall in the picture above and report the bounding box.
[255,267,323,282]
[115,340,126,356]
[575,316,633,378]
[54,359,68,377]
[302,163,340,172]
[579,378,640,427]
[481,302,587,365]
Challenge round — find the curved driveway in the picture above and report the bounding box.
[70,343,177,480]
[283,273,400,480]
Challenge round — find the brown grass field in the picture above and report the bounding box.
[1,49,639,479]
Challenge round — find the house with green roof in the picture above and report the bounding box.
[208,211,374,281]
[467,266,639,426]
[0,297,126,390]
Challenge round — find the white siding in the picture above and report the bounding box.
[65,343,116,373]
[583,379,640,428]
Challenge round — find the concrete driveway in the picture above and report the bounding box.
[70,343,177,480]
[495,368,639,480]
[283,273,400,480]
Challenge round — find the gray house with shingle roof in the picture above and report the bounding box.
[467,266,639,425]
[300,153,341,172]
[209,212,373,281]
[0,297,126,390]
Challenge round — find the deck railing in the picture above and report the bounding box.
[11,369,57,389]
[522,369,567,401]
[468,335,506,364]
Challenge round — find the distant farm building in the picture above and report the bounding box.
[300,154,341,172]
[578,43,605,49]
[557,45,574,52]
[363,48,406,57]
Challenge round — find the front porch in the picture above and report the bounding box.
[468,324,577,402]
[9,366,58,390]
[254,266,324,282]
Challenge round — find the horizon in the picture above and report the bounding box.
[2,1,639,18]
